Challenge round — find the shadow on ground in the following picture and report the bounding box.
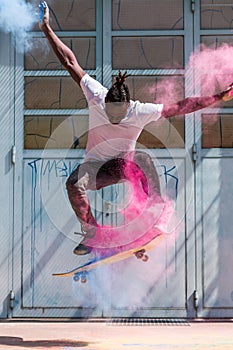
[0,336,92,348]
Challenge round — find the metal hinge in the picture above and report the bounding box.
[9,290,15,309]
[11,145,16,164]
[194,290,198,309]
[192,143,198,162]
[191,0,195,12]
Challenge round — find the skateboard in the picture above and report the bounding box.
[52,230,164,283]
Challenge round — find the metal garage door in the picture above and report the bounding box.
[9,0,198,318]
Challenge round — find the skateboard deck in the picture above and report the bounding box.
[52,230,164,283]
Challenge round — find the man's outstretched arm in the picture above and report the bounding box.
[161,83,233,118]
[39,1,85,86]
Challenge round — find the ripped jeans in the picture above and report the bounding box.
[66,151,161,233]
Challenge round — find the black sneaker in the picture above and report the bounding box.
[73,243,92,255]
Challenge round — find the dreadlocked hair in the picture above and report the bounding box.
[106,70,131,103]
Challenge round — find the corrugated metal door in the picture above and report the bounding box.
[194,0,233,318]
[11,0,197,318]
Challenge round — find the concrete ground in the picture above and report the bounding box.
[0,320,233,350]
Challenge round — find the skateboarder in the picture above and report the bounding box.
[39,1,233,255]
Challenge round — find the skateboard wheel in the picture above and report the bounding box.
[73,274,80,282]
[135,249,145,259]
[80,271,87,283]
[142,254,149,262]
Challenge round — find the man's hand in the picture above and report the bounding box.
[39,1,49,30]
[220,82,233,102]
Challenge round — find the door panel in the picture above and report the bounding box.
[195,0,233,318]
[13,154,187,318]
[14,155,102,317]
[196,154,233,317]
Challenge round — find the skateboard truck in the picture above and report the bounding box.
[74,271,87,283]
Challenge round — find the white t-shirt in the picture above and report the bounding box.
[80,74,163,161]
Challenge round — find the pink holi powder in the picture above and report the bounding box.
[188,44,233,96]
[89,196,178,255]
[148,44,233,127]
[148,76,183,105]
[87,159,178,252]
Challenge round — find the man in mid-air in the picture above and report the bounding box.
[39,1,233,255]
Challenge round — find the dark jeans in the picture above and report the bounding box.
[66,151,161,233]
